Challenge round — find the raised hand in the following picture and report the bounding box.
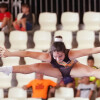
[0,46,9,57]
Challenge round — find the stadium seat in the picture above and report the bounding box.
[39,12,57,31]
[25,57,42,65]
[17,13,35,25]
[61,12,79,31]
[2,57,20,66]
[24,49,42,64]
[54,30,73,49]
[27,98,42,100]
[17,13,23,21]
[0,31,5,47]
[48,97,66,100]
[96,97,100,100]
[0,72,12,88]
[33,30,52,50]
[76,30,95,49]
[93,53,100,68]
[76,56,88,65]
[16,73,35,87]
[83,12,100,31]
[8,87,27,99]
[9,31,28,50]
[0,89,4,99]
[1,99,19,100]
[55,87,74,98]
[72,97,89,100]
[43,75,58,83]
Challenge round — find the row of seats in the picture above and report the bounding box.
[4,11,100,33]
[0,49,57,88]
[1,87,100,100]
[0,72,57,88]
[48,97,100,100]
[38,11,100,32]
[1,49,100,67]
[0,51,57,88]
[0,30,100,50]
[0,87,74,99]
[0,49,100,88]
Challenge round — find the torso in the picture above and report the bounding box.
[50,49,78,77]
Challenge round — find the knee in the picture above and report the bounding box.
[13,21,16,26]
[85,69,94,77]
[31,63,41,72]
[20,18,26,22]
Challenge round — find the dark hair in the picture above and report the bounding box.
[87,55,94,61]
[50,42,66,54]
[21,4,30,8]
[0,3,8,9]
[55,36,62,39]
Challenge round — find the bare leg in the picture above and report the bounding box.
[13,20,21,30]
[1,17,10,28]
[66,82,75,88]
[70,62,100,79]
[13,63,62,78]
[20,18,26,30]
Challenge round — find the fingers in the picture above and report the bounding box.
[0,46,6,57]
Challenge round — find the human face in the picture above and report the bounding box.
[81,77,90,84]
[0,8,7,13]
[22,7,29,14]
[87,60,94,67]
[35,73,43,80]
[53,51,65,63]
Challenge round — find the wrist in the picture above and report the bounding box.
[4,51,12,57]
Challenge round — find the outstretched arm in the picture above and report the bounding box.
[69,47,100,60]
[0,47,51,62]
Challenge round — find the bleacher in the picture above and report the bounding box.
[0,0,100,100]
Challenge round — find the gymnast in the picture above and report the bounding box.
[0,36,100,79]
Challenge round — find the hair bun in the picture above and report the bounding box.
[54,37,63,42]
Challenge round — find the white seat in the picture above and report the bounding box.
[39,12,57,31]
[61,12,79,31]
[33,30,52,50]
[72,97,89,100]
[55,87,74,98]
[54,30,72,49]
[48,97,66,100]
[0,72,12,88]
[16,73,35,87]
[25,57,42,65]
[0,32,5,47]
[83,12,100,31]
[9,31,28,50]
[8,87,27,99]
[1,99,19,100]
[93,53,100,68]
[76,30,95,49]
[43,75,58,83]
[17,13,35,24]
[2,57,20,66]
[76,56,88,65]
[0,89,4,99]
[96,97,100,100]
[25,49,42,65]
[17,13,23,20]
[27,98,42,100]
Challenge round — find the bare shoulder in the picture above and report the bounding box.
[40,52,52,62]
